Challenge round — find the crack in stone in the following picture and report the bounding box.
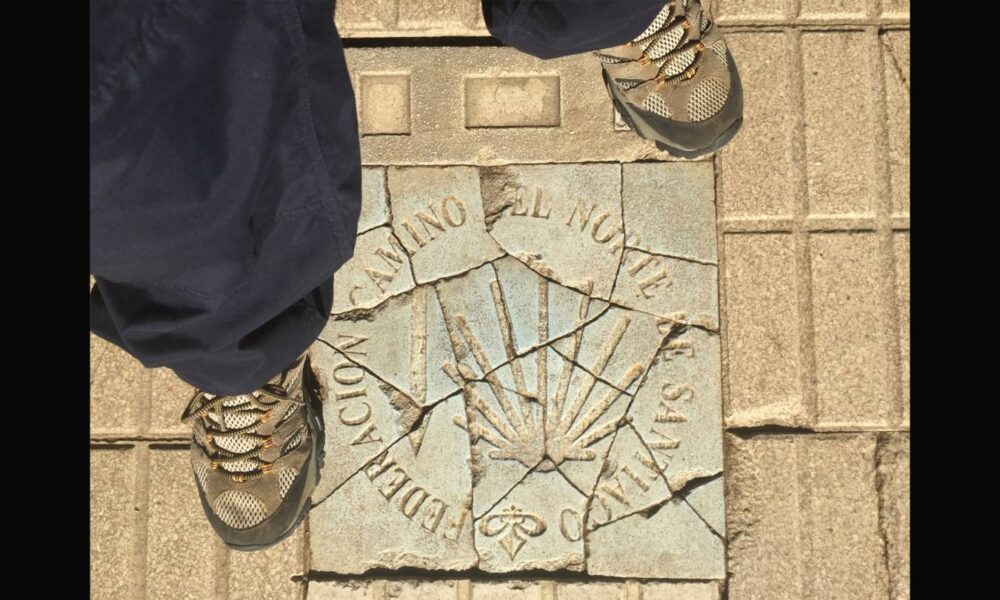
[680,478,726,541]
[879,31,909,93]
[874,432,897,599]
[472,460,542,520]
[623,244,718,267]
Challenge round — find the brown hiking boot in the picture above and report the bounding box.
[180,354,324,551]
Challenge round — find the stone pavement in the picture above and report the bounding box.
[90,1,909,598]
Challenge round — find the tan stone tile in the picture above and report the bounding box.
[586,425,671,530]
[894,232,909,426]
[715,0,788,22]
[881,0,910,19]
[90,447,137,600]
[360,73,412,135]
[149,367,194,436]
[472,581,544,600]
[307,580,372,599]
[811,233,893,428]
[611,247,718,330]
[324,286,459,407]
[877,433,910,600]
[91,338,148,435]
[398,0,482,31]
[475,471,586,572]
[359,167,390,233]
[726,434,887,599]
[627,327,723,492]
[722,233,807,427]
[883,32,909,217]
[799,0,868,19]
[386,580,461,600]
[485,163,623,300]
[334,0,397,33]
[465,76,561,128]
[558,582,624,600]
[641,581,722,600]
[388,166,504,283]
[229,525,306,599]
[717,32,794,219]
[309,342,423,503]
[331,225,416,314]
[622,162,717,263]
[146,448,219,600]
[346,48,675,164]
[803,32,878,216]
[587,496,725,578]
[310,396,477,573]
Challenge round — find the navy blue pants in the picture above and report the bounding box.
[90,0,664,395]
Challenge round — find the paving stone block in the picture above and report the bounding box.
[799,0,868,19]
[557,582,623,600]
[811,233,893,429]
[717,32,795,219]
[726,434,887,599]
[90,447,137,600]
[883,31,909,216]
[722,233,806,427]
[715,0,788,22]
[334,0,397,34]
[642,582,722,600]
[894,232,909,427]
[91,337,148,435]
[146,448,220,600]
[386,579,460,600]
[149,367,194,436]
[803,32,878,216]
[881,0,910,18]
[230,524,306,599]
[307,580,372,599]
[472,580,545,600]
[398,0,481,31]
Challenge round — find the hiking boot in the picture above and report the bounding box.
[595,0,743,158]
[180,354,325,551]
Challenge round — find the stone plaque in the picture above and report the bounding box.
[310,163,724,578]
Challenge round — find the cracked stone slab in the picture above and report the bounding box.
[388,166,504,284]
[322,287,459,407]
[358,167,390,233]
[627,327,723,492]
[310,162,723,576]
[684,477,726,537]
[622,163,717,263]
[310,342,424,503]
[484,164,624,300]
[475,470,586,572]
[456,345,631,516]
[586,424,671,531]
[611,247,719,330]
[553,306,671,395]
[332,225,416,314]
[586,495,726,579]
[310,395,478,573]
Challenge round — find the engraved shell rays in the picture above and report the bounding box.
[441,266,647,470]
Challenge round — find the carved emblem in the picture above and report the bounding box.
[478,504,547,559]
[445,277,652,468]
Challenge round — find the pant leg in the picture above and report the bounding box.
[90,0,360,396]
[482,0,666,59]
